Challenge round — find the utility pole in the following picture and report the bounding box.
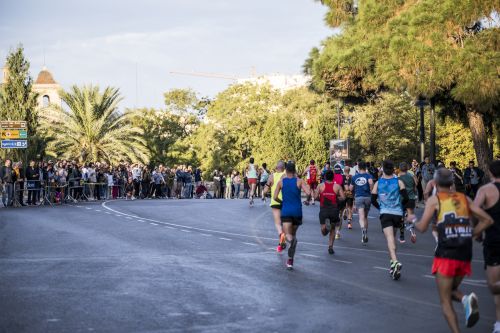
[415,98,428,162]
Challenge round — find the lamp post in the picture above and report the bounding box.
[414,98,428,162]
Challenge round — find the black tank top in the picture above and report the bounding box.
[485,183,500,247]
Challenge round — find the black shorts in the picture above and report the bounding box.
[281,216,303,226]
[270,204,282,210]
[404,199,416,210]
[380,214,403,230]
[319,209,340,226]
[260,182,267,188]
[484,245,500,269]
[345,197,354,207]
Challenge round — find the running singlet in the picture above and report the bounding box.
[435,192,473,261]
[270,171,285,207]
[308,165,318,184]
[484,183,500,247]
[248,164,257,179]
[260,170,269,183]
[378,177,403,216]
[334,173,344,187]
[281,177,302,217]
[398,173,416,200]
[320,182,338,209]
[352,173,372,197]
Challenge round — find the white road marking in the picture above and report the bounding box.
[200,233,212,237]
[243,242,258,246]
[301,254,320,258]
[105,212,111,214]
[180,230,191,233]
[330,258,353,264]
[85,207,92,210]
[76,205,83,208]
[423,275,487,288]
[95,209,101,212]
[168,312,184,317]
[164,226,175,229]
[137,220,145,223]
[219,237,232,241]
[198,312,212,315]
[150,223,159,226]
[125,217,132,220]
[373,266,389,271]
[115,214,122,217]
[46,318,60,322]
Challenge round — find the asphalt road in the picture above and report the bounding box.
[0,199,496,333]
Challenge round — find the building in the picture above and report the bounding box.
[32,66,62,108]
[1,64,61,109]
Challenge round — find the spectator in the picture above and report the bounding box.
[449,161,465,193]
[1,159,16,207]
[420,157,436,193]
[464,160,484,198]
[25,160,40,205]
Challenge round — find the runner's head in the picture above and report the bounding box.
[358,161,367,171]
[382,160,394,176]
[285,161,296,174]
[325,169,334,181]
[344,166,350,175]
[434,167,454,188]
[262,163,267,170]
[489,160,500,179]
[399,162,409,172]
[334,164,342,174]
[249,157,254,164]
[276,160,285,171]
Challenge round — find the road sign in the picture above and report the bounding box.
[0,121,27,129]
[1,140,28,149]
[1,129,28,139]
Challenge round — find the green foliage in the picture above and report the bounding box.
[436,116,476,169]
[40,85,149,164]
[0,45,39,160]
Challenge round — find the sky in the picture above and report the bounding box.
[0,0,333,109]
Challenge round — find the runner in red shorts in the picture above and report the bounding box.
[408,168,493,333]
[303,159,318,205]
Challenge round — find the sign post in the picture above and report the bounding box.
[329,139,349,164]
[0,121,28,149]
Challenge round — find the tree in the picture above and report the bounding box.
[40,85,148,164]
[0,45,39,160]
[310,0,500,172]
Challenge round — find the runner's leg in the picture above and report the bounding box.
[487,265,500,322]
[383,226,397,261]
[436,273,461,333]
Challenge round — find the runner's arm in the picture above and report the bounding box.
[473,186,487,210]
[335,184,346,201]
[370,181,380,210]
[424,181,433,201]
[273,180,283,204]
[398,180,409,206]
[262,174,274,197]
[410,196,438,233]
[467,197,494,238]
[315,183,324,200]
[300,179,311,196]
[368,178,374,191]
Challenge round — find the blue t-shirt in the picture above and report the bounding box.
[352,172,373,198]
[378,176,403,216]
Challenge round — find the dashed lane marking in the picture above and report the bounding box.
[243,242,258,246]
[200,234,212,237]
[180,230,191,233]
[301,254,320,258]
[373,266,389,271]
[219,237,232,241]
[150,223,159,226]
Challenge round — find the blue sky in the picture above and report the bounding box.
[0,0,332,109]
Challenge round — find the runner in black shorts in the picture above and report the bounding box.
[316,169,345,254]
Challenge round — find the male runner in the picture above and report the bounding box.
[247,157,258,206]
[274,161,311,270]
[350,161,373,244]
[303,159,318,205]
[342,166,354,229]
[262,161,287,252]
[398,162,418,244]
[474,160,500,333]
[371,160,408,279]
[332,163,346,239]
[408,168,493,332]
[316,169,345,254]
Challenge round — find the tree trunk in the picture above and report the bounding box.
[429,101,436,164]
[466,107,492,178]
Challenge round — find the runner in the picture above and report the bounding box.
[333,163,346,239]
[316,169,345,254]
[474,160,500,333]
[273,161,311,270]
[246,157,258,206]
[371,160,408,280]
[342,166,354,229]
[398,162,418,244]
[302,160,318,205]
[259,163,270,202]
[408,168,493,332]
[262,161,287,252]
[350,161,373,244]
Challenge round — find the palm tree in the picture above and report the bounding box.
[40,85,149,164]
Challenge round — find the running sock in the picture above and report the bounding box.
[495,321,500,331]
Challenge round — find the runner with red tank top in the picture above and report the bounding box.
[408,168,493,332]
[333,163,346,239]
[474,160,500,333]
[316,169,345,254]
[303,160,318,205]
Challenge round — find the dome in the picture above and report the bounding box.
[35,67,57,84]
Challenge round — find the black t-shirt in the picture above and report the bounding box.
[485,183,500,247]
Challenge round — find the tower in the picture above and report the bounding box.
[32,66,61,109]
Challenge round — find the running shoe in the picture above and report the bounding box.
[399,232,406,244]
[286,258,294,270]
[276,245,283,253]
[347,220,352,229]
[390,260,402,280]
[249,198,254,207]
[463,292,479,328]
[328,247,334,255]
[361,230,368,244]
[410,227,417,244]
[335,232,341,240]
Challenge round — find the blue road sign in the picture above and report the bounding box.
[1,139,28,149]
